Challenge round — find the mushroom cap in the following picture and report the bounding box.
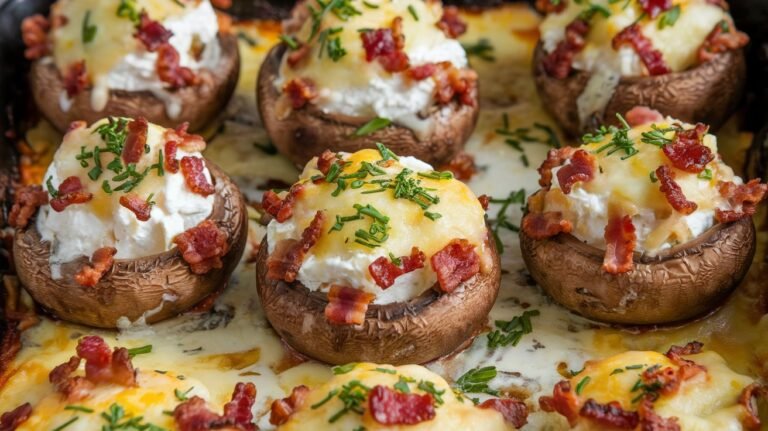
[532,42,747,137]
[30,34,240,133]
[13,161,247,329]
[255,234,501,365]
[519,217,756,325]
[257,43,479,168]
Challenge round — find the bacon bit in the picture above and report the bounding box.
[135,12,173,52]
[656,166,697,215]
[625,106,664,127]
[156,43,197,88]
[270,385,310,426]
[637,398,680,431]
[361,18,410,73]
[174,397,226,431]
[8,185,48,229]
[74,246,117,287]
[119,193,152,221]
[283,78,317,109]
[369,248,426,289]
[63,60,89,98]
[174,382,258,431]
[478,194,490,211]
[665,341,703,359]
[556,149,596,194]
[324,285,375,325]
[715,179,768,223]
[267,211,325,282]
[437,6,467,38]
[0,403,32,431]
[369,385,436,425]
[738,383,765,430]
[165,122,207,152]
[612,24,671,76]
[535,0,567,14]
[262,183,304,223]
[432,61,478,107]
[438,151,476,181]
[407,63,438,81]
[538,147,577,189]
[478,398,529,428]
[49,357,94,401]
[21,14,50,60]
[317,150,339,175]
[122,117,148,164]
[638,0,672,18]
[698,19,749,63]
[173,220,229,275]
[165,141,180,173]
[49,356,80,388]
[602,215,636,274]
[580,399,639,428]
[522,212,573,240]
[542,19,589,79]
[662,123,712,173]
[50,176,93,212]
[431,239,480,293]
[539,381,579,425]
[286,43,311,69]
[222,382,258,430]
[180,156,215,196]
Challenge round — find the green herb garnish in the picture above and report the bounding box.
[82,10,97,43]
[116,0,140,24]
[46,176,59,197]
[332,363,358,375]
[488,188,526,254]
[394,376,413,393]
[127,344,152,357]
[454,366,498,396]
[52,416,79,431]
[354,117,391,136]
[658,5,680,29]
[407,4,419,20]
[374,367,397,374]
[65,405,94,413]
[375,142,399,162]
[311,389,339,409]
[280,34,300,50]
[417,380,445,404]
[576,376,591,395]
[174,387,194,401]
[698,168,712,180]
[461,38,495,62]
[328,380,370,423]
[592,113,638,160]
[486,309,540,348]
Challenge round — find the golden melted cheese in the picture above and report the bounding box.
[277,363,513,430]
[568,350,754,430]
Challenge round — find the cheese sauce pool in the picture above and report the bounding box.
[2,5,767,430]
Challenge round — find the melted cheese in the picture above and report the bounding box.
[266,149,489,303]
[539,0,729,75]
[277,363,513,430]
[568,350,754,430]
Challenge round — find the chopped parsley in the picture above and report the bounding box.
[354,117,391,136]
[461,38,495,62]
[126,344,152,357]
[488,188,526,254]
[486,309,540,348]
[454,366,499,396]
[82,10,98,43]
[657,5,680,29]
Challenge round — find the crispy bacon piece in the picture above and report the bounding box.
[135,12,173,51]
[538,147,577,189]
[77,336,137,387]
[173,220,229,275]
[49,356,94,401]
[539,381,579,425]
[662,123,712,173]
[656,166,697,215]
[21,14,50,60]
[665,341,703,359]
[222,382,258,430]
[580,399,639,428]
[369,248,426,289]
[324,285,375,325]
[270,385,310,426]
[715,179,768,223]
[267,211,325,282]
[479,398,529,428]
[180,156,215,196]
[0,403,32,431]
[625,106,664,127]
[438,151,476,181]
[612,24,671,76]
[174,397,226,431]
[286,43,311,69]
[478,194,490,211]
[437,6,467,38]
[361,18,409,73]
[739,383,765,430]
[431,239,480,293]
[174,382,257,431]
[535,0,566,14]
[8,185,48,229]
[165,140,180,173]
[369,385,436,425]
[556,149,596,194]
[283,78,317,109]
[432,61,478,107]
[637,398,680,431]
[698,19,749,63]
[407,63,438,81]
[119,193,152,221]
[50,176,93,212]
[74,246,117,287]
[522,212,573,240]
[543,19,589,79]
[122,117,148,164]
[316,150,340,175]
[156,43,197,88]
[638,0,672,18]
[262,183,304,223]
[63,60,89,97]
[165,122,207,152]
[603,215,636,274]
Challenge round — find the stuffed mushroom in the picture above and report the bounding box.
[256,146,500,365]
[21,0,239,133]
[257,0,479,168]
[9,117,247,328]
[533,0,748,136]
[519,107,767,325]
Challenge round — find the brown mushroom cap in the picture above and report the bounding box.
[519,217,755,325]
[257,43,479,168]
[30,34,240,133]
[13,161,247,329]
[255,234,501,365]
[533,42,747,137]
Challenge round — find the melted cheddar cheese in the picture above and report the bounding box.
[266,148,489,303]
[277,363,514,430]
